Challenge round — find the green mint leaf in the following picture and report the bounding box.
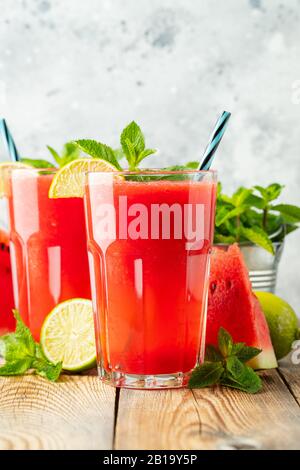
[226,356,245,379]
[235,345,262,363]
[47,145,61,165]
[254,185,268,202]
[221,376,262,394]
[232,187,252,207]
[0,358,33,376]
[231,342,246,355]
[244,194,265,209]
[0,311,62,382]
[62,142,80,161]
[215,206,231,226]
[0,334,31,363]
[254,184,284,203]
[265,183,284,202]
[14,310,36,356]
[123,138,136,165]
[216,205,247,227]
[35,343,49,362]
[205,344,223,362]
[34,360,62,382]
[220,194,234,205]
[241,208,264,228]
[240,225,274,254]
[185,161,199,169]
[120,121,145,158]
[33,345,62,382]
[222,364,262,394]
[73,140,122,170]
[271,204,300,222]
[188,362,224,389]
[21,158,56,169]
[214,233,236,244]
[136,148,157,165]
[1,311,35,363]
[47,143,80,167]
[120,121,156,170]
[224,219,237,236]
[218,328,233,357]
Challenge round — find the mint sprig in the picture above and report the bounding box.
[47,142,81,167]
[0,311,62,382]
[215,183,300,252]
[21,142,81,169]
[120,121,156,170]
[188,328,262,394]
[71,121,157,176]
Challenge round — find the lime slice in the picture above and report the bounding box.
[48,158,119,198]
[40,298,96,371]
[0,162,32,197]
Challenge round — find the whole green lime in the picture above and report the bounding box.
[255,291,300,360]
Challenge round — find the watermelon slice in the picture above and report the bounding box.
[206,244,277,369]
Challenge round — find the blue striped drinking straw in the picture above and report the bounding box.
[0,118,20,162]
[198,111,231,171]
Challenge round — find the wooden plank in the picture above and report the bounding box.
[0,375,116,450]
[278,355,300,404]
[115,370,300,450]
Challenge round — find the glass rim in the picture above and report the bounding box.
[9,167,58,174]
[8,167,217,176]
[87,168,217,176]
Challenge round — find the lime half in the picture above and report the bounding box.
[255,291,300,360]
[48,158,119,198]
[40,298,96,371]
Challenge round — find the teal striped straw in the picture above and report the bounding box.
[198,111,231,171]
[0,118,20,162]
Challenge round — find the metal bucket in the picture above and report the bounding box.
[214,241,284,293]
[239,242,284,293]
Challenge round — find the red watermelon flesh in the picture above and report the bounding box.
[206,244,277,369]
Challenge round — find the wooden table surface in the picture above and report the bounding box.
[1,358,300,450]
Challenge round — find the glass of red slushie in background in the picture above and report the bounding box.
[7,168,91,341]
[0,196,15,334]
[85,169,217,389]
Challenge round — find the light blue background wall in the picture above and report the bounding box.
[0,0,299,311]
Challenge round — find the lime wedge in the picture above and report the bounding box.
[255,291,300,360]
[40,298,96,371]
[0,162,32,197]
[48,158,119,198]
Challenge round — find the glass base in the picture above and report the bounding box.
[98,367,190,389]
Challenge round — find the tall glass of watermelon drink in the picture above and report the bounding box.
[0,197,15,334]
[85,170,217,388]
[7,168,91,341]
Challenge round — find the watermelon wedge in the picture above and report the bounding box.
[206,244,277,369]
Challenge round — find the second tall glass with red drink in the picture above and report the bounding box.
[7,168,91,341]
